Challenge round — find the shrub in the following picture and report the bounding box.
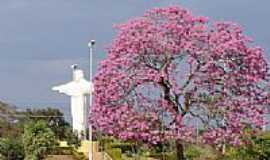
[110,143,135,153]
[185,145,202,160]
[0,138,24,160]
[106,148,122,160]
[185,144,219,160]
[99,137,114,151]
[64,128,81,148]
[22,120,57,160]
[72,150,88,160]
[223,131,270,160]
[51,146,73,155]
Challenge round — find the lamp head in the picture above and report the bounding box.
[88,40,96,47]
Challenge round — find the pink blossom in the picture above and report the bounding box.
[90,6,270,148]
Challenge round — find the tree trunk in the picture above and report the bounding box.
[176,140,185,160]
[159,65,186,160]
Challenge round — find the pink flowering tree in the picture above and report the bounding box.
[91,6,270,160]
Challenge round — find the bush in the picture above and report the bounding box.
[185,145,202,160]
[72,150,88,160]
[224,131,270,160]
[99,137,114,150]
[147,143,219,160]
[100,137,123,159]
[106,148,122,160]
[0,138,24,160]
[110,143,135,153]
[64,128,81,148]
[22,120,57,160]
[50,146,73,155]
[148,152,172,160]
[185,144,219,160]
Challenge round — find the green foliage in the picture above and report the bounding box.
[110,142,135,153]
[99,137,131,160]
[50,147,87,160]
[25,108,70,139]
[64,127,81,148]
[185,145,202,160]
[224,136,270,160]
[96,134,270,160]
[107,148,122,160]
[0,101,83,159]
[0,137,24,160]
[24,154,39,160]
[50,146,72,155]
[260,132,270,157]
[72,150,88,160]
[22,120,57,160]
[98,136,114,151]
[220,131,270,160]
[185,144,218,160]
[24,108,81,148]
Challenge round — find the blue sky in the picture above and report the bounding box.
[0,0,269,110]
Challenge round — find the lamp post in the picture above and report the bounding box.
[88,40,95,160]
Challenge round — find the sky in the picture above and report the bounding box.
[0,0,269,113]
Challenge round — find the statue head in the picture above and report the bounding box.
[73,69,84,81]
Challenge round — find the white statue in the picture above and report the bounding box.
[52,65,94,139]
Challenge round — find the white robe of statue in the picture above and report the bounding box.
[52,68,93,139]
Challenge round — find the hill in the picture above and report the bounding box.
[0,101,23,137]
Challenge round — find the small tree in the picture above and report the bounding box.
[25,108,69,140]
[24,108,82,148]
[91,6,270,160]
[22,120,57,160]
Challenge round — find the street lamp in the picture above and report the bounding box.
[88,40,95,160]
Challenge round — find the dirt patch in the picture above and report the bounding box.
[45,155,77,160]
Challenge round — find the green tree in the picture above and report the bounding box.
[25,108,69,140]
[24,108,81,147]
[22,120,57,160]
[0,138,24,160]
